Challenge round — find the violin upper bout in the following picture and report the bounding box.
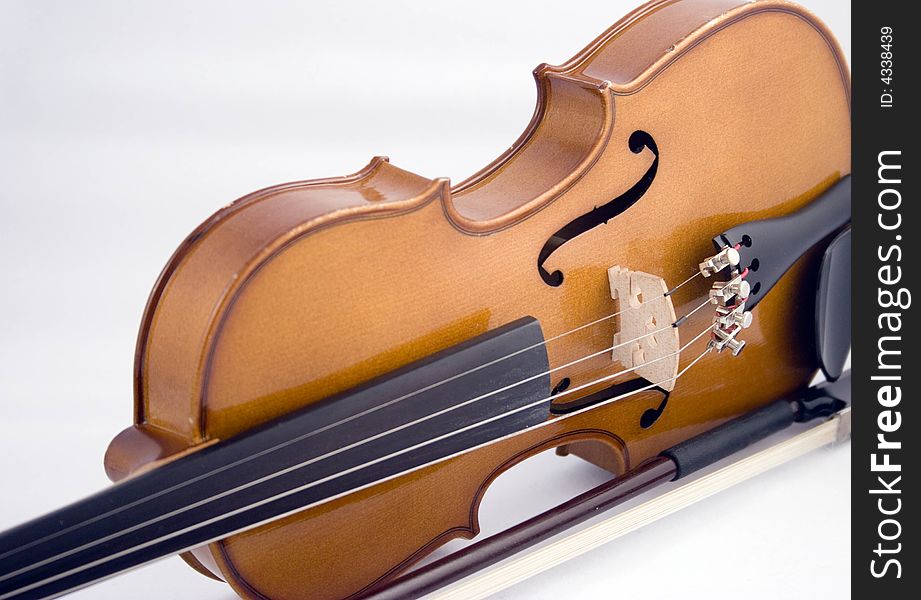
[126,157,448,454]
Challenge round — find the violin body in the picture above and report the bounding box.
[101,1,849,598]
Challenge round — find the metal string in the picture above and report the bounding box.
[0,327,715,600]
[0,316,716,596]
[0,269,708,567]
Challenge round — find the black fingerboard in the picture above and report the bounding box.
[0,317,551,600]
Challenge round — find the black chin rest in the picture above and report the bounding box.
[815,227,851,382]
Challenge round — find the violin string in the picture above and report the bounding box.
[0,268,708,566]
[0,328,716,600]
[4,285,720,589]
[0,323,676,580]
[665,270,701,296]
[1,314,715,592]
[540,269,699,343]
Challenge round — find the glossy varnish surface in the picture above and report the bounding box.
[104,1,850,598]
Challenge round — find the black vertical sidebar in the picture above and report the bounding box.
[852,1,916,597]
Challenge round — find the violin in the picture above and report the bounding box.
[0,0,851,598]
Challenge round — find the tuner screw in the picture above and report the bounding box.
[708,322,746,356]
[725,337,746,356]
[735,310,753,329]
[709,276,750,305]
[726,278,751,300]
[716,306,753,329]
[699,246,741,277]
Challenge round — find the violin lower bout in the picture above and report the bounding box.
[208,401,639,600]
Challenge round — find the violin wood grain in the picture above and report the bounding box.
[102,1,850,598]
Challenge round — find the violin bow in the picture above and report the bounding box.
[362,376,850,600]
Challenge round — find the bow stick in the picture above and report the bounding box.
[361,375,850,600]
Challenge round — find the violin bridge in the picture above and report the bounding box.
[608,266,680,392]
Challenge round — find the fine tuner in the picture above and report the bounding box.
[700,245,753,357]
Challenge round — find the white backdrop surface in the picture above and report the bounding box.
[0,2,850,599]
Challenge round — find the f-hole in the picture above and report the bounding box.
[536,130,660,287]
[550,376,671,429]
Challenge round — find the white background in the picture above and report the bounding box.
[0,1,850,599]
